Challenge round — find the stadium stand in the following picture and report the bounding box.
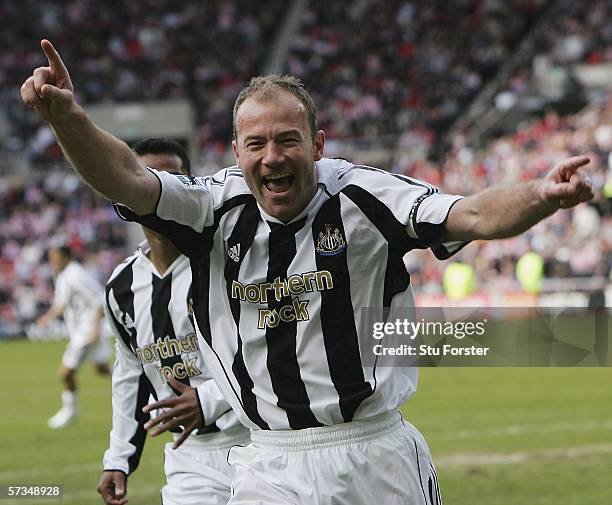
[285,0,547,150]
[407,92,611,301]
[494,0,612,104]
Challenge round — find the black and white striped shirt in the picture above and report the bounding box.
[102,242,245,475]
[116,158,466,431]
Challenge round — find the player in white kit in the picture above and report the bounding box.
[97,138,249,505]
[36,245,111,429]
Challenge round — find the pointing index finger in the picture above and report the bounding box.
[41,39,69,77]
[558,155,590,179]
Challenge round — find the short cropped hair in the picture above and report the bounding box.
[233,75,318,141]
[49,245,72,259]
[132,137,191,175]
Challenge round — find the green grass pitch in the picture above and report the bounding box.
[0,339,610,504]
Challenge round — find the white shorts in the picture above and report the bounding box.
[228,411,441,505]
[162,425,251,505]
[61,333,112,370]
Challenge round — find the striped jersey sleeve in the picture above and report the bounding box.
[337,164,467,259]
[102,289,151,475]
[114,169,222,257]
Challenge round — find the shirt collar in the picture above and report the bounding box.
[137,239,188,277]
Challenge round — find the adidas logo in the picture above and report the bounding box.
[122,312,135,329]
[228,243,241,263]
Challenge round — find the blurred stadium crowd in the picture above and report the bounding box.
[0,0,610,335]
[407,96,612,294]
[0,173,126,335]
[288,0,547,145]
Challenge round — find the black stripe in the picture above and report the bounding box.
[430,462,442,505]
[105,286,132,352]
[127,373,152,474]
[415,198,468,260]
[342,186,415,308]
[410,194,448,254]
[265,217,321,429]
[191,194,255,347]
[196,423,221,434]
[106,257,151,474]
[413,438,429,504]
[338,164,387,180]
[186,284,195,328]
[189,195,263,424]
[150,269,217,435]
[428,477,435,505]
[106,258,138,352]
[184,267,221,435]
[150,274,189,392]
[225,199,269,429]
[338,165,436,193]
[313,196,373,422]
[389,172,437,193]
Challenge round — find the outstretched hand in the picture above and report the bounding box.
[538,155,594,209]
[20,39,75,121]
[142,373,203,449]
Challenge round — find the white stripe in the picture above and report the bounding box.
[293,217,342,426]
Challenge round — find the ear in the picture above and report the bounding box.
[232,140,240,164]
[313,130,325,161]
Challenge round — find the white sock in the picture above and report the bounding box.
[61,391,77,410]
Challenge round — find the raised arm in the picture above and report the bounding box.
[20,40,159,214]
[444,155,594,241]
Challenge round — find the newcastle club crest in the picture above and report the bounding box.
[316,224,347,256]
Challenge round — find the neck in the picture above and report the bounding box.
[143,228,181,275]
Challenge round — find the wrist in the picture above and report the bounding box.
[532,180,559,213]
[49,101,85,129]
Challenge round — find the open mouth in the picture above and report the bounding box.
[262,173,294,194]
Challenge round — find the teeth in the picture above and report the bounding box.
[263,173,291,181]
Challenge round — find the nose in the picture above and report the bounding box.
[262,141,283,167]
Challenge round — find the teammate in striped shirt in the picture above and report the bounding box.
[98,138,249,505]
[36,245,111,429]
[22,41,594,504]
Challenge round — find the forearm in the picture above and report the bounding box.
[88,305,105,343]
[39,305,64,324]
[49,104,158,214]
[445,181,557,241]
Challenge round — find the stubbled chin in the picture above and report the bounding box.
[261,193,298,221]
